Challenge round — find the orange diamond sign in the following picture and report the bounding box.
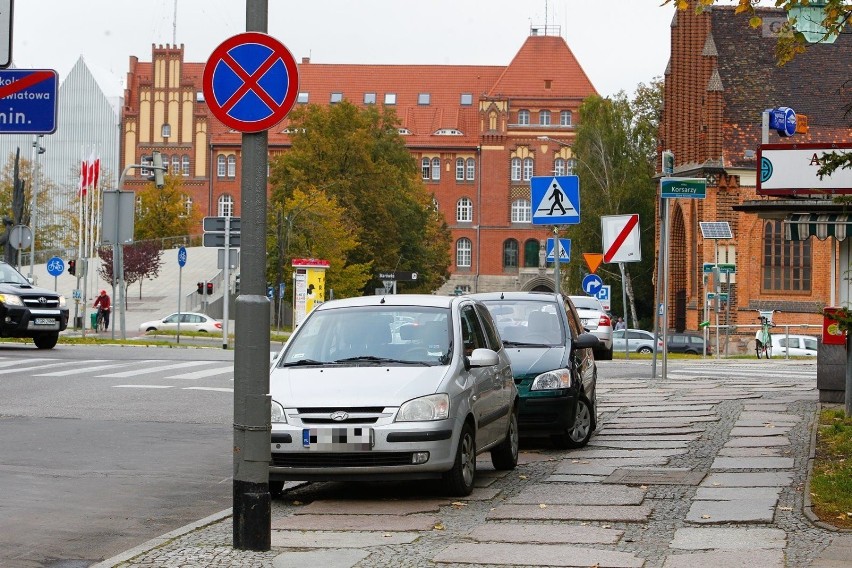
[584,253,603,274]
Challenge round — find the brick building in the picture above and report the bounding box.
[120,29,597,294]
[658,4,852,334]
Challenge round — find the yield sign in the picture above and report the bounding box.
[602,214,641,263]
[583,253,603,274]
[203,32,299,133]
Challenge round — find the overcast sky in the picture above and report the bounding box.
[9,0,684,99]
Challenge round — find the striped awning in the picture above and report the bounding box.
[784,213,852,241]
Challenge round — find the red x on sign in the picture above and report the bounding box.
[203,32,299,133]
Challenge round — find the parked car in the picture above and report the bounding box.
[612,328,664,354]
[268,294,519,496]
[0,260,69,349]
[567,295,613,360]
[138,312,222,333]
[666,332,711,355]
[472,291,600,449]
[772,334,818,357]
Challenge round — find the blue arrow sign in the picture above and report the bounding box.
[0,69,59,134]
[582,273,603,297]
[46,256,64,277]
[177,246,187,267]
[531,176,580,225]
[546,238,571,262]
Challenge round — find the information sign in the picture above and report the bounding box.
[0,69,58,133]
[661,177,706,199]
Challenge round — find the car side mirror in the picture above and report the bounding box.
[572,332,600,351]
[465,348,499,370]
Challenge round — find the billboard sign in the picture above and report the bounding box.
[757,143,852,196]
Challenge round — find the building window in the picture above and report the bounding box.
[297,92,309,104]
[171,155,180,175]
[466,158,475,181]
[182,196,193,217]
[460,93,473,106]
[456,197,473,222]
[422,158,431,180]
[418,93,430,105]
[503,239,519,269]
[523,157,534,181]
[162,124,171,138]
[181,155,190,176]
[539,110,551,126]
[217,155,226,177]
[141,155,152,177]
[511,198,531,223]
[567,158,577,174]
[524,239,540,268]
[384,93,396,105]
[431,157,440,181]
[554,158,566,176]
[159,154,169,174]
[456,238,472,268]
[364,92,376,104]
[560,110,572,126]
[518,109,530,125]
[218,194,234,217]
[456,158,465,181]
[511,157,522,181]
[227,155,236,177]
[330,92,343,103]
[762,220,811,291]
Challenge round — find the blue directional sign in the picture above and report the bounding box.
[0,69,59,134]
[545,238,571,262]
[177,246,187,267]
[582,273,603,297]
[46,256,64,277]
[531,175,580,225]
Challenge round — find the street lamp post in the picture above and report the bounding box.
[29,135,45,280]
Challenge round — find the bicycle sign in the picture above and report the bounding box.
[46,256,64,277]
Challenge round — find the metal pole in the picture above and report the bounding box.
[652,193,665,378]
[724,270,731,357]
[29,136,39,280]
[177,265,182,344]
[233,0,271,551]
[223,217,231,349]
[661,198,670,380]
[553,226,560,294]
[619,262,629,359]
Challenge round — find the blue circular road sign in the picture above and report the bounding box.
[768,106,797,137]
[46,256,64,277]
[177,246,187,267]
[582,273,603,297]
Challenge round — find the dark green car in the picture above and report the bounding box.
[471,292,599,449]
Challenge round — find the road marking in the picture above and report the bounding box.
[36,361,136,376]
[113,385,175,389]
[97,360,217,378]
[0,358,51,368]
[167,366,234,380]
[182,387,234,393]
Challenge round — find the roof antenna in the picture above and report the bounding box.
[172,0,178,45]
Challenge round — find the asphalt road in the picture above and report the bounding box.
[0,343,240,568]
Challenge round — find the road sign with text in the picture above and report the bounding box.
[0,69,58,133]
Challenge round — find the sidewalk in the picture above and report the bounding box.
[92,360,851,568]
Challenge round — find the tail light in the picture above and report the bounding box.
[599,314,611,327]
[215,322,223,329]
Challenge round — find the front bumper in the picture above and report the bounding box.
[0,305,68,337]
[517,389,578,436]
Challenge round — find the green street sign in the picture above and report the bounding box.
[703,263,715,273]
[718,263,736,274]
[661,177,706,199]
[699,320,710,328]
[706,292,729,301]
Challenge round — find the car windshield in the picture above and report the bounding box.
[280,305,452,366]
[481,299,565,346]
[0,263,29,285]
[569,296,601,311]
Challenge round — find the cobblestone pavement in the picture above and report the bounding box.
[97,358,852,568]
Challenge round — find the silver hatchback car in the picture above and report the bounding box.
[269,294,519,496]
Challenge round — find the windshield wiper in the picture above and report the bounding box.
[334,355,430,366]
[279,358,327,367]
[503,340,554,348]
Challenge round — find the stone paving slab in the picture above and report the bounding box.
[743,404,789,410]
[462,486,503,500]
[487,504,653,522]
[686,499,776,523]
[619,405,715,412]
[701,472,794,487]
[739,411,800,422]
[272,549,370,568]
[718,447,784,457]
[604,468,705,486]
[509,483,646,505]
[724,436,789,447]
[546,474,607,483]
[434,543,645,567]
[662,549,784,567]
[556,457,670,474]
[588,439,690,449]
[669,527,786,550]
[467,523,624,544]
[297,499,446,515]
[728,426,791,437]
[710,457,794,470]
[273,514,439,531]
[271,530,420,548]
[735,419,797,427]
[616,413,719,420]
[562,448,687,459]
[597,427,703,436]
[694,487,782,500]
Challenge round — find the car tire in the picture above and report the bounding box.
[551,396,594,449]
[685,349,698,355]
[490,408,519,471]
[638,346,653,354]
[596,346,613,361]
[269,480,284,499]
[33,332,59,349]
[442,422,476,496]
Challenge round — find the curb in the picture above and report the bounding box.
[89,508,233,568]
[802,402,852,532]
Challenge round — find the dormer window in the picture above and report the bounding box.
[384,93,396,105]
[434,128,463,136]
[330,92,343,103]
[297,92,309,104]
[418,93,430,105]
[460,93,473,105]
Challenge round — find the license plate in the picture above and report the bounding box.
[34,318,54,325]
[302,427,373,450]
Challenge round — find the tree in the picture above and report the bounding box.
[269,101,451,295]
[134,174,199,242]
[568,80,663,328]
[97,241,163,303]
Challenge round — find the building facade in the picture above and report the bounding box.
[120,30,597,294]
[658,4,852,336]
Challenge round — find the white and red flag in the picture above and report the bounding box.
[78,149,100,196]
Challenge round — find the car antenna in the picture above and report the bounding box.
[380,296,386,304]
[500,292,504,300]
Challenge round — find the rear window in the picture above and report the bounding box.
[569,296,602,310]
[803,338,818,350]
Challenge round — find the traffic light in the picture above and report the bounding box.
[68,260,76,276]
[151,151,165,189]
[196,282,203,295]
[206,282,213,295]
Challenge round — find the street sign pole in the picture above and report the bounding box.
[222,216,230,350]
[553,226,560,295]
[619,262,629,360]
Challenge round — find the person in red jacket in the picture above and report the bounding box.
[93,289,111,331]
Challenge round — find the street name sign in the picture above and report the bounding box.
[0,69,58,133]
[661,177,706,199]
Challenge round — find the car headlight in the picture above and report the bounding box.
[0,293,23,306]
[396,393,449,422]
[531,369,573,390]
[58,295,66,308]
[271,400,286,424]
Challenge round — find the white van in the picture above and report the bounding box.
[771,334,818,357]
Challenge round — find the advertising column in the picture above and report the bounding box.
[292,258,329,327]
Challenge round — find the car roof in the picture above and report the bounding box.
[470,291,559,302]
[314,294,461,311]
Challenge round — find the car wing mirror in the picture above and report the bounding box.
[466,348,499,370]
[572,332,600,351]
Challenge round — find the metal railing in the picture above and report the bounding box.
[703,323,822,359]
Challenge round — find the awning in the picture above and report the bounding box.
[784,213,852,241]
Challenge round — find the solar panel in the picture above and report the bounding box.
[699,221,733,239]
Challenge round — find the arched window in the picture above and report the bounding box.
[560,110,573,126]
[466,158,475,181]
[182,196,193,217]
[456,197,473,222]
[227,155,236,177]
[763,220,811,291]
[522,157,534,181]
[181,155,190,176]
[510,157,522,181]
[456,158,465,181]
[431,157,440,180]
[511,198,531,223]
[503,239,519,270]
[518,109,530,125]
[456,238,472,268]
[218,194,234,217]
[539,110,551,126]
[422,158,431,180]
[171,155,180,175]
[524,239,540,268]
[217,155,226,177]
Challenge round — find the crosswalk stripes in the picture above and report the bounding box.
[97,360,221,378]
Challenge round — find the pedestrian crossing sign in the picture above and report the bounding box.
[546,238,571,262]
[531,175,580,225]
